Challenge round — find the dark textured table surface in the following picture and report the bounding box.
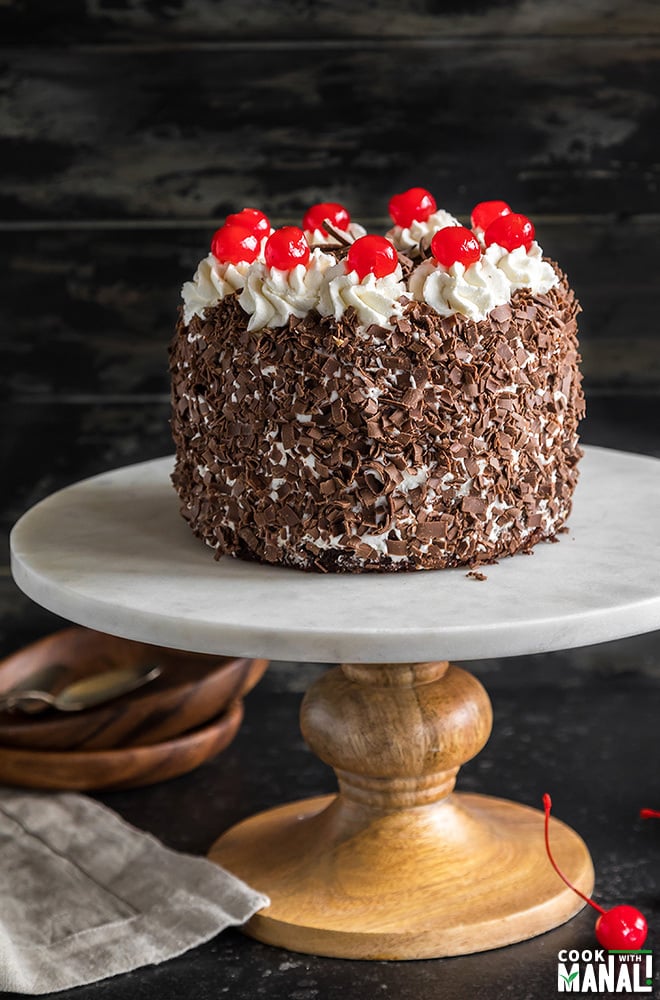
[2,1,660,996]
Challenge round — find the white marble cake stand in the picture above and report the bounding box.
[10,445,660,960]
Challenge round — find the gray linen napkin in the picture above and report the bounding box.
[0,789,269,994]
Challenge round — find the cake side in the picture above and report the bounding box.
[170,258,584,573]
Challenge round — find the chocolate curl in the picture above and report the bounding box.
[323,220,354,246]
[315,220,355,258]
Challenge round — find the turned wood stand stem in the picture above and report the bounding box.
[303,661,490,809]
[210,660,594,960]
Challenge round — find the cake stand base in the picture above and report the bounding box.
[210,660,594,959]
[210,792,592,959]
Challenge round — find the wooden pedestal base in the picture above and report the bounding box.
[210,660,594,959]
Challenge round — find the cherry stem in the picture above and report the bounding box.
[640,808,660,819]
[543,793,605,915]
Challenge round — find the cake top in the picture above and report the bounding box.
[180,190,558,330]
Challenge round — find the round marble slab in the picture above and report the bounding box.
[10,446,660,663]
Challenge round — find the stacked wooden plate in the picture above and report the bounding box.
[0,627,269,790]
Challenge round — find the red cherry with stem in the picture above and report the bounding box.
[388,187,437,228]
[264,226,310,271]
[431,226,481,269]
[543,794,648,950]
[484,212,535,252]
[640,808,660,819]
[210,225,260,265]
[225,207,270,238]
[346,235,398,280]
[302,202,351,237]
[595,906,650,951]
[471,200,512,232]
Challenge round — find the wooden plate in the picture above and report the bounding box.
[0,627,268,750]
[0,699,244,790]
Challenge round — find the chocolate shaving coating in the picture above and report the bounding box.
[169,262,584,573]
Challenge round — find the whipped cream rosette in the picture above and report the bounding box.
[387,210,462,252]
[486,242,558,293]
[182,255,252,326]
[317,259,407,331]
[409,254,510,322]
[239,247,336,332]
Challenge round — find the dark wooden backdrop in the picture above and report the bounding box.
[1,0,659,640]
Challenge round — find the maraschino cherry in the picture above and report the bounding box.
[471,200,511,232]
[303,202,351,237]
[484,212,535,252]
[543,794,648,950]
[388,187,437,228]
[264,226,310,270]
[211,225,260,265]
[225,207,270,238]
[431,226,481,268]
[346,235,398,280]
